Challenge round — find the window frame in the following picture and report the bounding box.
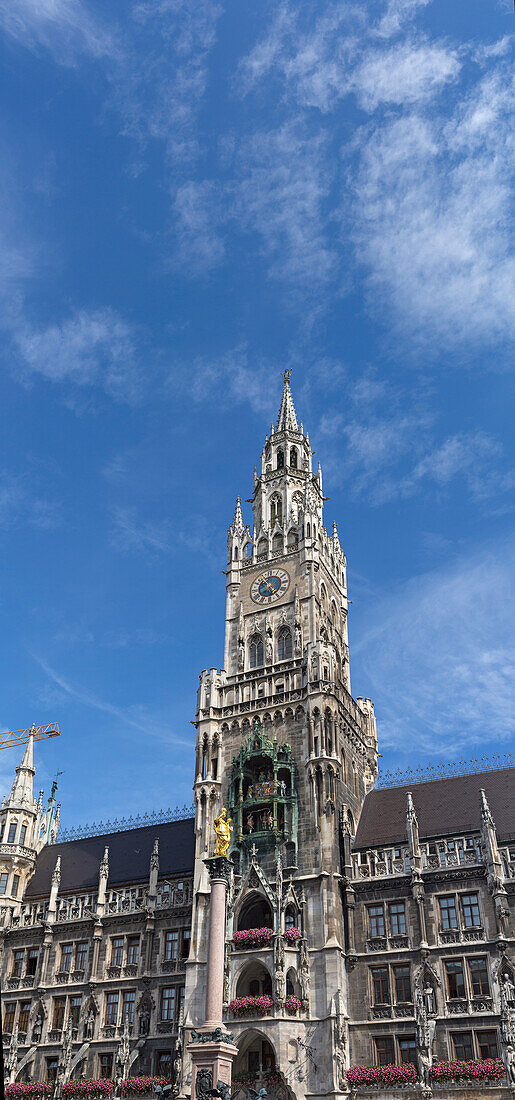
[164,930,179,961]
[451,1031,473,1061]
[110,937,124,968]
[122,991,135,1025]
[476,1030,498,1060]
[105,992,119,1027]
[53,997,66,1031]
[445,959,466,1000]
[75,942,88,972]
[60,943,73,973]
[460,892,481,929]
[12,949,25,977]
[468,957,490,997]
[371,966,390,1005]
[367,904,386,938]
[388,902,407,937]
[393,964,411,1004]
[0,872,9,895]
[161,986,176,1022]
[126,936,140,966]
[398,1036,417,1065]
[375,1036,395,1066]
[438,895,458,930]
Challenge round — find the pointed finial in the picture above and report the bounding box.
[282,369,292,385]
[150,837,159,871]
[100,845,109,876]
[232,496,244,532]
[480,788,494,825]
[276,370,298,431]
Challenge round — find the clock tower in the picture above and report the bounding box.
[184,372,378,1099]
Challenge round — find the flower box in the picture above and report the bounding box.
[283,927,301,944]
[233,927,274,949]
[284,994,301,1014]
[6,1087,52,1099]
[430,1058,505,1083]
[121,1078,171,1096]
[62,1080,114,1098]
[228,994,273,1017]
[348,1063,418,1088]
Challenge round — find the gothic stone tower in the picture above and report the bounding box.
[184,373,378,1099]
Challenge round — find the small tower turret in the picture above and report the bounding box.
[0,732,47,914]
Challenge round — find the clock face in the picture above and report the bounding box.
[250,568,290,605]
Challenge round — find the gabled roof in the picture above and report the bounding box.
[24,818,195,898]
[354,768,515,850]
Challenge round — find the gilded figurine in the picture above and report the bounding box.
[213,806,232,857]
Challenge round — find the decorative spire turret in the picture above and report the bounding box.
[8,732,35,806]
[276,369,298,432]
[232,496,244,532]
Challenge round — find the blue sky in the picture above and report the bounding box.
[0,0,513,829]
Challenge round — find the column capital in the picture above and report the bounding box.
[204,855,232,883]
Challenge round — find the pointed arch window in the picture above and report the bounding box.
[277,450,285,470]
[278,627,292,661]
[249,634,264,669]
[290,448,298,469]
[270,496,282,526]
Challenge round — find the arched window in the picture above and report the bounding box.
[233,546,238,559]
[277,450,284,470]
[278,628,292,661]
[249,634,264,669]
[291,491,303,522]
[306,523,311,538]
[270,495,282,526]
[285,906,296,928]
[290,447,298,469]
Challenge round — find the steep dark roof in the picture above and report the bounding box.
[25,819,195,898]
[354,768,515,850]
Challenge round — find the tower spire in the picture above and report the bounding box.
[276,369,298,432]
[8,730,35,805]
[232,496,244,532]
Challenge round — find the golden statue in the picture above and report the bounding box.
[213,805,232,857]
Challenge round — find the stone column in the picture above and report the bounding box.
[187,856,238,1100]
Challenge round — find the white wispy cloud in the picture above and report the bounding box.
[32,654,193,747]
[13,308,141,403]
[374,0,431,40]
[231,122,338,291]
[347,61,515,351]
[353,535,515,757]
[168,347,281,416]
[0,0,118,63]
[0,472,63,530]
[351,39,461,110]
[172,180,224,274]
[110,506,171,555]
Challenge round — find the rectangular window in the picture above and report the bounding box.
[371,967,390,1005]
[46,1059,59,1084]
[122,991,135,1025]
[445,960,465,999]
[161,987,176,1021]
[389,902,406,936]
[111,937,124,967]
[126,937,139,965]
[398,1036,417,1065]
[18,1002,31,1032]
[12,949,25,977]
[19,825,27,846]
[26,948,39,976]
[477,1030,498,1060]
[461,892,481,928]
[439,896,458,930]
[3,1003,16,1032]
[53,998,66,1030]
[0,872,8,895]
[452,1032,473,1061]
[157,1052,172,1077]
[61,944,73,973]
[164,931,179,961]
[70,997,82,1028]
[375,1037,395,1066]
[393,965,411,1003]
[368,905,385,938]
[75,943,88,971]
[12,875,20,898]
[469,958,490,996]
[105,993,119,1026]
[182,931,191,959]
[99,1053,113,1079]
[8,822,17,843]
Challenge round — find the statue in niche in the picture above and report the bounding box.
[415,987,435,1091]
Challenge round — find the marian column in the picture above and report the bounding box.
[187,808,238,1100]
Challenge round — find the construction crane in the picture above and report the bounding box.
[0,722,60,751]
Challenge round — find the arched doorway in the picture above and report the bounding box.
[234,1029,276,1085]
[235,961,273,999]
[237,891,273,931]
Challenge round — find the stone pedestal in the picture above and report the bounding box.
[188,856,237,1100]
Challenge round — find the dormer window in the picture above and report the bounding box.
[249,635,264,669]
[277,450,285,469]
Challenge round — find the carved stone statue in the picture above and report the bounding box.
[501,973,515,1009]
[415,987,435,1091]
[423,983,436,1016]
[32,1014,43,1043]
[139,1007,150,1036]
[213,806,232,857]
[85,1008,95,1040]
[171,1041,182,1094]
